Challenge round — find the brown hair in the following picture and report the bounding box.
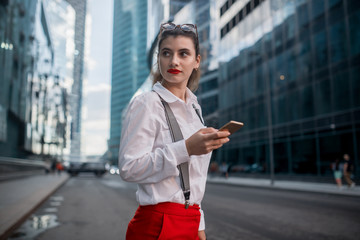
[151,26,201,92]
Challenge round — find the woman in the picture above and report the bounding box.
[331,158,343,189]
[119,23,230,240]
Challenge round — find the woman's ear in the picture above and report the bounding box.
[195,55,201,69]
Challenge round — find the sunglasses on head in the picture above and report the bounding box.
[160,23,198,36]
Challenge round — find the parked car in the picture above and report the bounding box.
[67,161,107,177]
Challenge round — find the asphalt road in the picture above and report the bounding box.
[8,174,360,240]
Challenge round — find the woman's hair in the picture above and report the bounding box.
[151,25,201,92]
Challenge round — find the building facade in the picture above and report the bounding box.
[65,0,87,160]
[217,0,360,177]
[0,0,77,160]
[109,0,148,163]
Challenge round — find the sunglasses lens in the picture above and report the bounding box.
[181,25,195,32]
[162,23,175,30]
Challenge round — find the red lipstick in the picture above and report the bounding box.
[167,69,181,74]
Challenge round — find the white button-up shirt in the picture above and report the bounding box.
[119,82,211,230]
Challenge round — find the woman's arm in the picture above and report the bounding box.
[119,95,189,184]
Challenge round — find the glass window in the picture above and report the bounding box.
[284,15,296,42]
[328,0,344,25]
[329,21,348,63]
[291,138,317,174]
[311,0,325,19]
[315,79,331,115]
[348,11,360,57]
[350,67,360,107]
[274,93,286,124]
[332,70,350,111]
[257,101,267,128]
[301,84,314,118]
[287,90,299,121]
[328,0,342,9]
[296,2,309,27]
[255,64,264,95]
[274,142,288,173]
[296,39,312,77]
[313,30,328,70]
[319,132,354,175]
[346,0,360,15]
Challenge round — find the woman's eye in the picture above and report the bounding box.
[180,51,189,57]
[162,51,170,57]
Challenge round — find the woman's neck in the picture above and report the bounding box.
[161,81,187,101]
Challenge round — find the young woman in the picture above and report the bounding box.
[119,23,230,240]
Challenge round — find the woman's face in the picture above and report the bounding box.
[158,35,200,88]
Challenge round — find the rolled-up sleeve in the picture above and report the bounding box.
[118,95,190,184]
[199,206,205,230]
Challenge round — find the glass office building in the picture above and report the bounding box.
[109,0,148,163]
[66,0,87,159]
[217,0,360,177]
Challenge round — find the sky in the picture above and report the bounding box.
[82,0,113,156]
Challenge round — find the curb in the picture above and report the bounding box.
[207,177,360,197]
[0,175,70,240]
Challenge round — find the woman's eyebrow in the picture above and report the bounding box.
[160,47,172,52]
[178,48,191,52]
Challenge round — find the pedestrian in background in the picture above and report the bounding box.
[119,22,230,240]
[219,161,229,179]
[331,158,343,189]
[343,154,356,188]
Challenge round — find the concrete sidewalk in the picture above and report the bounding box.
[0,173,69,240]
[207,176,360,197]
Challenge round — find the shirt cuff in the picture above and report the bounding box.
[168,139,190,165]
[199,208,205,230]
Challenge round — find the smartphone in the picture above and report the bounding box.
[218,120,244,135]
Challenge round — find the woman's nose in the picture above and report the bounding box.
[170,54,179,66]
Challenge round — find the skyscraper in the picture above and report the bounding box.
[109,0,148,163]
[66,0,87,160]
[217,0,360,177]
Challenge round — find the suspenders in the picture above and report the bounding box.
[154,92,203,209]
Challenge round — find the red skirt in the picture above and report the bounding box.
[126,202,201,240]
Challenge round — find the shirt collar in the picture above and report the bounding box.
[153,82,197,104]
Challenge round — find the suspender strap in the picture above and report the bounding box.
[154,92,191,209]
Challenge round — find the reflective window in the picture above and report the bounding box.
[319,132,353,175]
[257,101,267,128]
[328,0,344,25]
[287,90,299,121]
[315,79,331,115]
[350,67,360,107]
[301,84,314,118]
[332,70,350,111]
[311,0,325,19]
[296,39,312,77]
[313,30,328,69]
[274,142,288,173]
[296,2,309,28]
[291,138,317,174]
[348,11,360,57]
[329,21,347,63]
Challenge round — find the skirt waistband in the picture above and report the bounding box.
[139,202,200,216]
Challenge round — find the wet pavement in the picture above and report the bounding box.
[8,196,64,240]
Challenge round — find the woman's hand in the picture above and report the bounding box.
[186,128,230,156]
[198,230,206,240]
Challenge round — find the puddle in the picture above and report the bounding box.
[50,201,61,207]
[50,196,64,202]
[8,195,64,240]
[8,214,60,240]
[44,207,58,213]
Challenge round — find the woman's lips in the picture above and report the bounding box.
[167,69,181,74]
